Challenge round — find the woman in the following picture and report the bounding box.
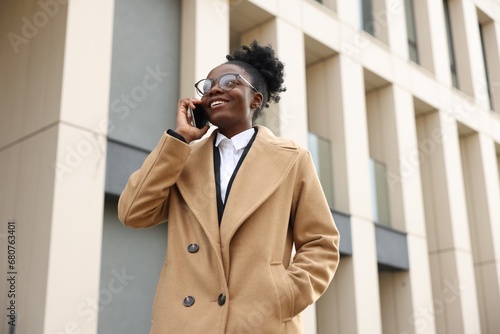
[118,41,339,333]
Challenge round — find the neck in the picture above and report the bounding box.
[219,126,253,139]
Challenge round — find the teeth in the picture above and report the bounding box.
[211,100,226,108]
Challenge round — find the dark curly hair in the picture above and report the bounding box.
[225,40,286,122]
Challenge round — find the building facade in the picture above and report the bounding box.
[1,0,500,333]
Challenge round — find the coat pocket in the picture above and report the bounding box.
[269,262,294,322]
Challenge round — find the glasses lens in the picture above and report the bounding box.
[219,74,238,91]
[201,79,213,94]
[195,74,239,95]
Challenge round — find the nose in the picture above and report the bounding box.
[207,80,224,95]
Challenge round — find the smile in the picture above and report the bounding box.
[210,100,227,108]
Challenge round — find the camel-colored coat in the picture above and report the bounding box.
[118,126,339,333]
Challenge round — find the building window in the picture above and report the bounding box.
[404,0,419,64]
[370,158,391,226]
[479,24,494,110]
[497,148,500,187]
[443,0,459,89]
[361,0,375,36]
[308,132,334,208]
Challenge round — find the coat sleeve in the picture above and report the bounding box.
[118,132,191,228]
[287,150,340,316]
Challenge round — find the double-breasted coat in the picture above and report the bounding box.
[118,125,340,333]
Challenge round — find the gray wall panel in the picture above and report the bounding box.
[105,140,150,196]
[107,0,180,152]
[332,209,352,256]
[375,224,409,271]
[99,200,167,334]
[100,0,180,332]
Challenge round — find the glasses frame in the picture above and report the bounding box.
[194,73,259,96]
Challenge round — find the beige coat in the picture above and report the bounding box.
[118,126,340,333]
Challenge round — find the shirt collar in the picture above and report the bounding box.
[215,128,255,150]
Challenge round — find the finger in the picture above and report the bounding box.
[201,124,210,135]
[178,99,190,110]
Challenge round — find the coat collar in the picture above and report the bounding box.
[176,126,300,246]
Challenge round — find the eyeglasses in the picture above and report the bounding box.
[195,73,259,96]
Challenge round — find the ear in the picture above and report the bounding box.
[250,92,264,110]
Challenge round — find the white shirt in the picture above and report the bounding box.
[215,128,255,203]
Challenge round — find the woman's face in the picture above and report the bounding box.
[200,64,261,138]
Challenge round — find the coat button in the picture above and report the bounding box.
[187,244,199,253]
[183,296,195,307]
[217,293,226,306]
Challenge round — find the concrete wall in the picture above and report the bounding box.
[0,0,114,333]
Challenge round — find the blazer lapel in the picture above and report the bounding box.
[219,126,300,244]
[176,132,220,246]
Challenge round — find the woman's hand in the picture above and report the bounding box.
[174,98,210,144]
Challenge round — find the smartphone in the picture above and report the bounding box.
[188,104,208,129]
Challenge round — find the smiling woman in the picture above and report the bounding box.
[117,40,340,334]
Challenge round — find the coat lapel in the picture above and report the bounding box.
[219,126,299,244]
[176,132,220,246]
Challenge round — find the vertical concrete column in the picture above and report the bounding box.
[240,18,309,147]
[0,0,114,332]
[366,85,436,333]
[383,0,408,58]
[273,18,308,147]
[416,111,481,334]
[330,55,382,334]
[0,0,69,332]
[448,0,489,108]
[317,256,356,334]
[415,0,452,84]
[240,21,279,136]
[336,0,362,30]
[179,0,230,98]
[460,133,500,333]
[43,1,115,333]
